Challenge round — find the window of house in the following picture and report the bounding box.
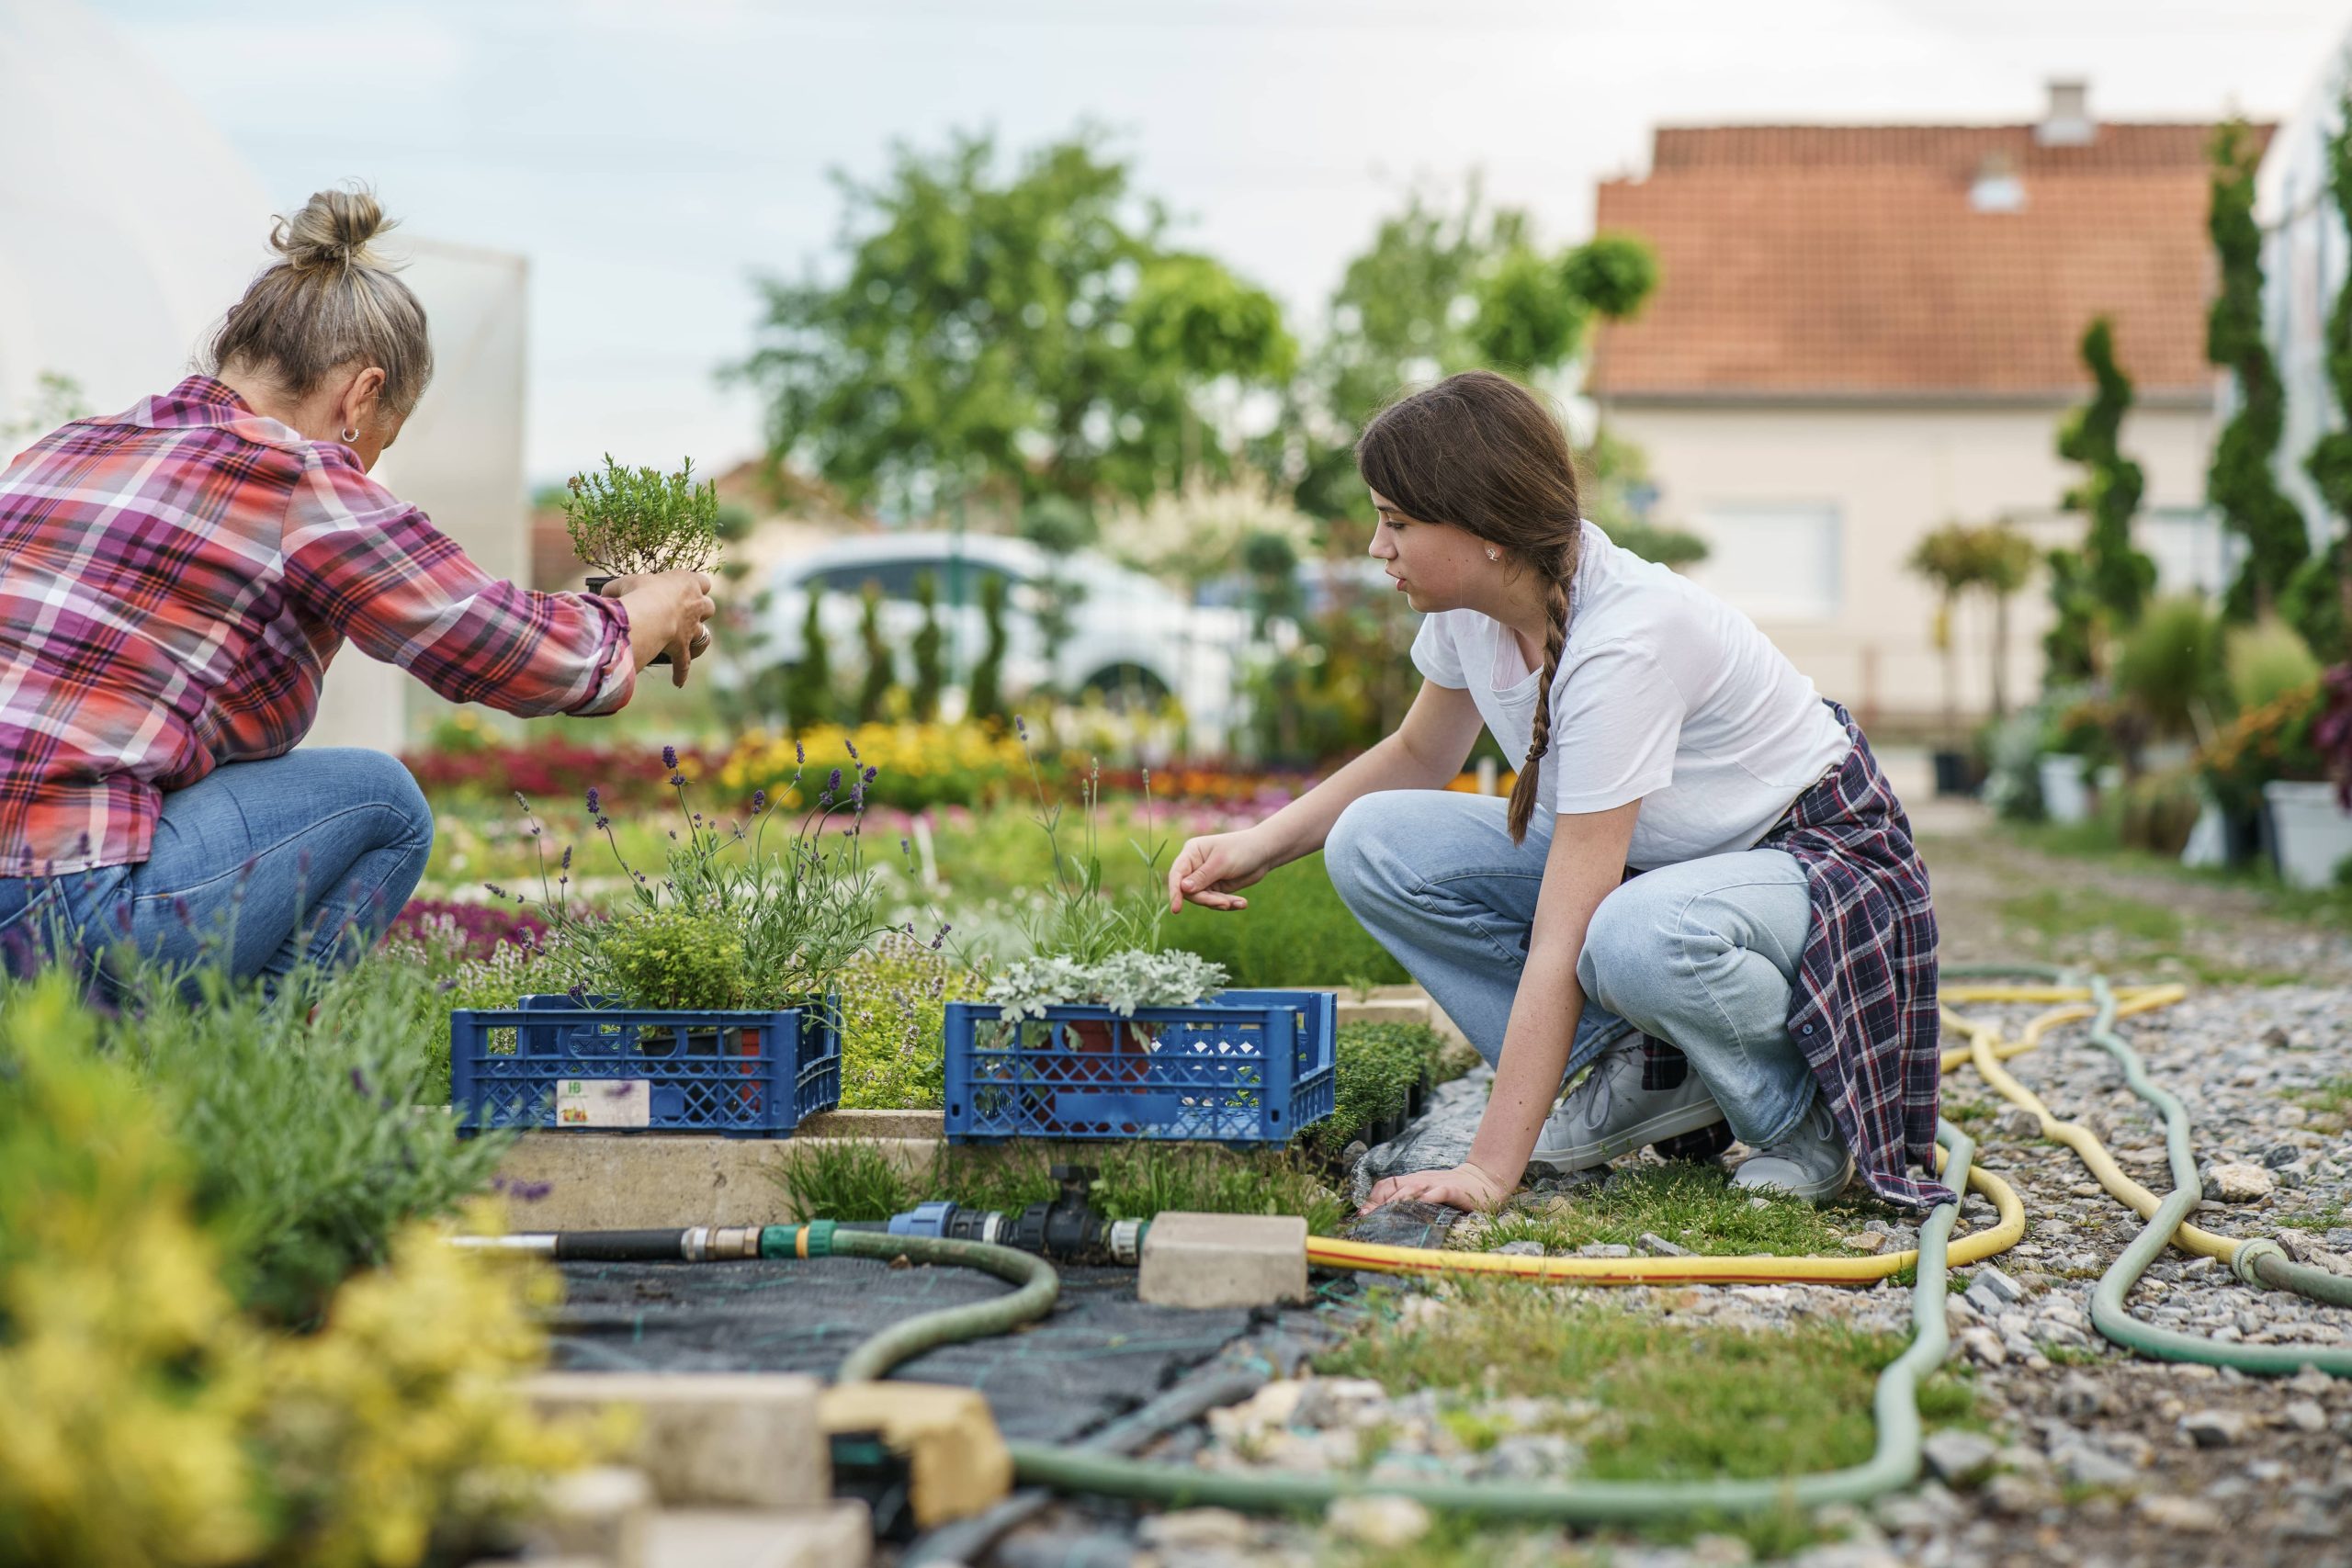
[1688,502,1844,622]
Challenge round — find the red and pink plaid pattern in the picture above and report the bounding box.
[0,376,634,874]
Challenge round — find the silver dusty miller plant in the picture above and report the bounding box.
[985,948,1228,1022]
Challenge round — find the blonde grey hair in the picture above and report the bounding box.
[207,185,434,418]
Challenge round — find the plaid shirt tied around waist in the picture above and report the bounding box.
[0,377,636,874]
[1757,702,1948,1210]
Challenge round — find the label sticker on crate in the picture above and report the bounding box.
[558,1077,650,1128]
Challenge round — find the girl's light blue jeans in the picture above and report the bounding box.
[1325,787,1819,1148]
[0,748,435,999]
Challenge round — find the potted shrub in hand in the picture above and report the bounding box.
[563,455,723,665]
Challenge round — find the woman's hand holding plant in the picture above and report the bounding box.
[1166,825,1279,913]
[614,570,717,685]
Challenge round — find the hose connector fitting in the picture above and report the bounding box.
[2232,1237,2289,1289]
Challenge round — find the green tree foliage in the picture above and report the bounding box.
[785,586,834,730]
[1284,183,1658,519]
[854,581,896,722]
[2295,89,2352,663]
[967,571,1010,726]
[910,570,945,721]
[2041,546,2100,686]
[2207,118,2311,620]
[735,130,1295,516]
[1577,425,1708,570]
[1021,496,1091,694]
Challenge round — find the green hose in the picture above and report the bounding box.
[765,1222,1061,1383]
[1004,1119,1980,1521]
[1945,963,2352,1372]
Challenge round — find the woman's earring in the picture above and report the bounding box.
[1486,547,1501,561]
[339,427,359,444]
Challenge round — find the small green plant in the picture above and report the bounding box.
[982,948,1227,1021]
[835,929,988,1110]
[967,572,1010,725]
[786,586,837,728]
[1306,1021,1448,1157]
[1011,722,1178,964]
[561,454,723,577]
[594,903,749,1010]
[854,581,895,723]
[910,570,945,721]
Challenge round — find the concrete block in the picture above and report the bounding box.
[642,1502,871,1568]
[529,1464,653,1568]
[794,1108,946,1142]
[493,1134,940,1230]
[526,1372,828,1508]
[1136,1212,1308,1309]
[819,1382,1011,1529]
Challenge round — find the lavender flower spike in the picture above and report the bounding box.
[662,743,679,770]
[585,786,602,816]
[1014,714,1028,740]
[752,788,768,813]
[845,737,859,761]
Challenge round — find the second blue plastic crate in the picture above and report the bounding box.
[942,988,1335,1144]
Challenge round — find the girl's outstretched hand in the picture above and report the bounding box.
[1360,1160,1514,1215]
[1166,826,1276,913]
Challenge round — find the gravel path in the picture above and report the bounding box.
[980,829,2352,1568]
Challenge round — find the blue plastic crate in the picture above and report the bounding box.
[942,988,1335,1145]
[450,994,840,1137]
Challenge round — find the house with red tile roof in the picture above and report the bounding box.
[1588,81,2261,729]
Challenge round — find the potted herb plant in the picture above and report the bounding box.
[448,743,897,1134]
[563,455,724,665]
[942,720,1335,1143]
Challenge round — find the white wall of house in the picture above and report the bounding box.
[1600,399,2221,728]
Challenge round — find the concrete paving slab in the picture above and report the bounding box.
[526,1371,828,1508]
[1137,1211,1309,1309]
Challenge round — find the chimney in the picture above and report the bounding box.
[2037,77,2094,147]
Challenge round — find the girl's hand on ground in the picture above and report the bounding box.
[1360,1161,1515,1214]
[1167,828,1275,913]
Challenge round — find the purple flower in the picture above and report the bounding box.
[671,772,687,787]
[845,737,860,761]
[795,739,805,765]
[752,789,768,813]
[819,789,836,809]
[347,1066,372,1097]
[594,815,610,830]
[485,883,508,900]
[585,786,602,816]
[827,767,842,792]
[899,836,911,857]
[862,764,878,784]
[560,845,573,870]
[662,744,679,770]
[1014,715,1028,740]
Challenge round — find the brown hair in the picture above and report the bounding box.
[207,186,434,420]
[1355,369,1583,844]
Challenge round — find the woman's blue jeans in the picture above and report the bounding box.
[0,748,435,998]
[1325,788,1819,1148]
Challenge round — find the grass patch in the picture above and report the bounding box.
[775,1137,1350,1233]
[2278,1198,2346,1233]
[1996,886,2184,945]
[1305,1021,1453,1159]
[2292,1077,2352,1132]
[1315,1280,1974,1485]
[1164,852,1408,987]
[1473,1164,1886,1258]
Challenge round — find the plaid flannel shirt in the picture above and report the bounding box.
[0,376,635,874]
[1763,703,1948,1208]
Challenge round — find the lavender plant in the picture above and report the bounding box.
[561,455,722,578]
[506,740,896,1010]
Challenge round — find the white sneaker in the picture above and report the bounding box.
[1529,1032,1726,1173]
[1729,1096,1855,1203]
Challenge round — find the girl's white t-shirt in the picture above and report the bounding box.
[1410,520,1851,871]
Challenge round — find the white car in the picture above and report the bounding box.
[737,532,1250,744]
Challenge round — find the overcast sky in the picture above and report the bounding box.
[87,0,2352,484]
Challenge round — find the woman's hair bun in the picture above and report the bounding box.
[271,185,396,272]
